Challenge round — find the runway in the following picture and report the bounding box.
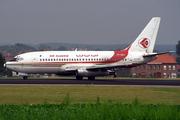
[0,78,180,86]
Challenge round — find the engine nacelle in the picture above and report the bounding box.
[76,68,109,77]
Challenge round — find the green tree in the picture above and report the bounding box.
[0,53,12,77]
[176,40,180,64]
[38,44,51,51]
[0,43,36,55]
[0,53,5,76]
[57,46,67,51]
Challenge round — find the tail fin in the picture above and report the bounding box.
[129,17,161,53]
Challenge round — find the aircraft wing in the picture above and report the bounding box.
[64,63,133,72]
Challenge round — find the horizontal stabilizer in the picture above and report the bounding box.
[143,51,175,57]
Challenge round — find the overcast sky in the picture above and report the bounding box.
[0,0,179,45]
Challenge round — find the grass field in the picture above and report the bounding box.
[0,85,180,105]
[0,103,180,120]
[0,83,180,119]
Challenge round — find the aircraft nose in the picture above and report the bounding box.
[4,63,6,68]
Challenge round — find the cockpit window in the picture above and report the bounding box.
[9,57,17,61]
[16,57,24,61]
[9,56,24,61]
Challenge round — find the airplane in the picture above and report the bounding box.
[4,17,166,80]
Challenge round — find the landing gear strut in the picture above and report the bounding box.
[113,69,117,78]
[113,73,117,78]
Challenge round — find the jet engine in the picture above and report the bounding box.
[76,68,109,77]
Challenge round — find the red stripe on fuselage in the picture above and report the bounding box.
[111,46,131,61]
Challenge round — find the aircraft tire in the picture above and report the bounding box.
[88,76,95,80]
[23,76,28,80]
[76,76,83,80]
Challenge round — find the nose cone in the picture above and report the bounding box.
[4,63,6,68]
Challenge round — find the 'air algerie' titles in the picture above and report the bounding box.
[49,54,98,57]
[76,55,98,57]
[49,55,69,57]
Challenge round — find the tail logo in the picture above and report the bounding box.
[138,38,150,48]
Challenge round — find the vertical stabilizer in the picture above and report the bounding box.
[129,17,161,53]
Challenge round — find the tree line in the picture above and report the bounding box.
[0,43,68,55]
[176,41,180,64]
[0,53,12,77]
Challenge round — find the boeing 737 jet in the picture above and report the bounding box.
[4,17,165,80]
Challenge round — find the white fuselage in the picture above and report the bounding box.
[5,50,155,75]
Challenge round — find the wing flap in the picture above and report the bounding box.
[86,63,132,70]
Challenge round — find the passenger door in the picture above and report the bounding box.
[31,54,37,66]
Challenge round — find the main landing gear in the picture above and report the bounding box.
[88,76,95,80]
[23,76,28,80]
[76,76,95,80]
[76,76,83,80]
[112,69,117,78]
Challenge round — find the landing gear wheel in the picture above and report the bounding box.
[88,76,95,80]
[23,76,28,80]
[76,76,83,80]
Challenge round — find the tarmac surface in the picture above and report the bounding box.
[0,78,180,86]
